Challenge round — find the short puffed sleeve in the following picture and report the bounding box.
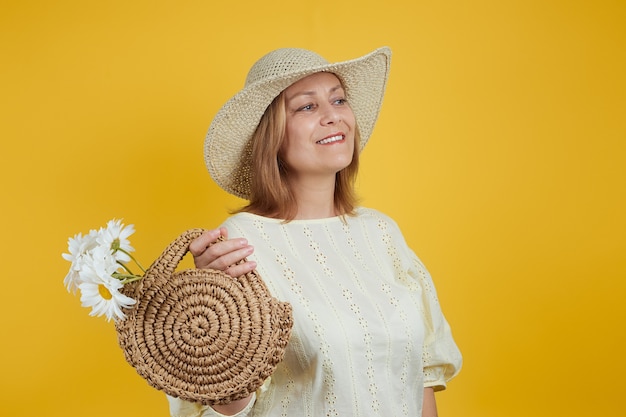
[408,253,462,390]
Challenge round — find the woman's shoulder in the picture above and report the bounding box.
[353,207,405,236]
[221,211,281,226]
[220,212,291,241]
[355,207,399,226]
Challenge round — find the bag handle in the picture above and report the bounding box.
[127,228,207,297]
[130,228,263,298]
[149,228,207,278]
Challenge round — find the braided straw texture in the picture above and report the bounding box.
[115,229,293,405]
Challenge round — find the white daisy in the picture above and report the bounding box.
[80,244,120,280]
[97,219,135,263]
[62,229,98,293]
[63,219,143,321]
[78,255,136,322]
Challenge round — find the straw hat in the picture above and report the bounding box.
[204,46,392,199]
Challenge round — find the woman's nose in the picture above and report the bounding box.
[320,104,341,125]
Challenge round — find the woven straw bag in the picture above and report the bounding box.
[115,229,293,405]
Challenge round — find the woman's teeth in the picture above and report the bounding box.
[317,135,343,144]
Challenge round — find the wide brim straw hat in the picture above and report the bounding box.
[204,46,392,199]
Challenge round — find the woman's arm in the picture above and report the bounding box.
[422,387,438,417]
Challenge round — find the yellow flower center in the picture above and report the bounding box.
[98,284,113,300]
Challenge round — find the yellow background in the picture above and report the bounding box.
[1,0,624,415]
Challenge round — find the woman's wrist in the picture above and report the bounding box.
[210,393,255,416]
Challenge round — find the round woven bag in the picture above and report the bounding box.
[115,229,293,405]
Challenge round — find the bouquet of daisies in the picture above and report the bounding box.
[63,219,145,322]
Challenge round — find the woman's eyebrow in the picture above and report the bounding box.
[329,84,344,94]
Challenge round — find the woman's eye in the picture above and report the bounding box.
[334,98,348,105]
[297,104,314,112]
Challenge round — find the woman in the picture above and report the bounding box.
[171,47,462,417]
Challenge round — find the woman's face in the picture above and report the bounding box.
[280,72,356,184]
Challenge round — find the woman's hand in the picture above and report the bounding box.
[189,227,257,277]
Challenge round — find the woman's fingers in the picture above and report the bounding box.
[189,228,224,257]
[223,258,257,278]
[189,228,257,276]
[206,241,253,270]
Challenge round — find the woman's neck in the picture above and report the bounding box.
[290,176,337,219]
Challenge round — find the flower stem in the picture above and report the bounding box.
[121,276,143,284]
[116,248,147,273]
[117,261,135,276]
[112,272,143,284]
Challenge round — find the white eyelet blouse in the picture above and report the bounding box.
[168,207,462,417]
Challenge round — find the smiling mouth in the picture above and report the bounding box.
[316,134,344,145]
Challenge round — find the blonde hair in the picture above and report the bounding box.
[236,90,361,221]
